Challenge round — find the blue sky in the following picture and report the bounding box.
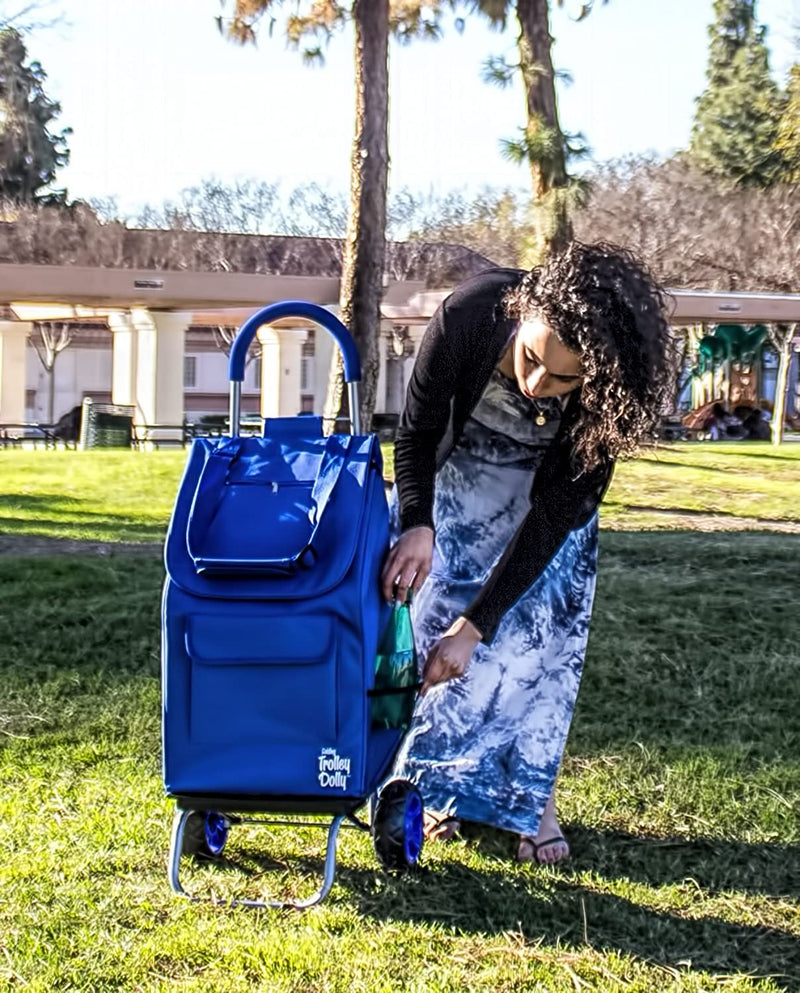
[22,0,800,216]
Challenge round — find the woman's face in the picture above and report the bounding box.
[513,316,583,400]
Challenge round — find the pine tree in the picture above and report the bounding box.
[689,0,784,187]
[466,1,605,263]
[775,62,800,183]
[0,28,71,202]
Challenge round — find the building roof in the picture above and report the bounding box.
[0,215,498,290]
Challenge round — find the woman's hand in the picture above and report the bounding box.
[381,526,434,603]
[420,616,483,695]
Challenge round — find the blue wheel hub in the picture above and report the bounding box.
[403,791,423,865]
[204,812,228,856]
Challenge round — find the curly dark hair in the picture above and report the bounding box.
[503,241,676,470]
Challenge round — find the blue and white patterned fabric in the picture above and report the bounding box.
[390,369,598,838]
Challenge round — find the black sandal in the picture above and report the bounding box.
[517,834,569,864]
[423,811,461,841]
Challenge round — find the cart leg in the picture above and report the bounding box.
[168,808,192,899]
[234,813,346,911]
[167,810,346,910]
[288,813,344,910]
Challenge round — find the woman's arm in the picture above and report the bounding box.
[393,268,522,533]
[381,296,462,603]
[393,293,462,533]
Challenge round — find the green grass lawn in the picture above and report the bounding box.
[1,444,799,990]
[0,442,798,543]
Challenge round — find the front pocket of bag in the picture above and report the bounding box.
[185,613,336,745]
[200,481,315,566]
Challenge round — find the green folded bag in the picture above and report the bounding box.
[369,599,421,730]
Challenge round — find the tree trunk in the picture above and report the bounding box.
[515,0,572,259]
[47,366,55,424]
[322,0,389,434]
[770,323,796,446]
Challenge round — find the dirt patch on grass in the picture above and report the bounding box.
[2,510,799,559]
[0,535,162,557]
[605,510,800,533]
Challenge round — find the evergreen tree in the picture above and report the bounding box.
[775,62,800,183]
[463,1,605,263]
[689,0,784,187]
[0,28,71,202]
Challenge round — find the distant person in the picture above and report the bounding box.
[51,404,82,444]
[709,403,746,441]
[734,405,771,441]
[381,242,674,864]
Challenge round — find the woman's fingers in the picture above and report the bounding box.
[380,549,411,601]
[419,622,481,695]
[420,644,461,695]
[381,543,433,602]
[380,548,402,599]
[392,568,418,605]
[381,528,434,601]
[415,560,431,592]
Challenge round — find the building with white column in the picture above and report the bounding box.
[1,238,798,442]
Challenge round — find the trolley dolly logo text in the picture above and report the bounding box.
[317,748,351,791]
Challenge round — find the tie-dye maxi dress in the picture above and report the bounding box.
[390,368,599,838]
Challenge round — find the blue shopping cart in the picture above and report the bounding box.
[161,302,423,909]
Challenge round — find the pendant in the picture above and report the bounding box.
[535,413,546,426]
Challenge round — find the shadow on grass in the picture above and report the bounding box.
[0,494,85,508]
[0,521,165,546]
[199,838,800,989]
[6,546,800,985]
[0,494,168,542]
[568,825,800,898]
[346,857,800,989]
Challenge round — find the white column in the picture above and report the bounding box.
[108,310,137,409]
[375,322,389,415]
[142,310,186,440]
[257,327,280,419]
[108,309,186,444]
[313,325,335,414]
[257,327,307,420]
[277,328,307,417]
[0,321,31,428]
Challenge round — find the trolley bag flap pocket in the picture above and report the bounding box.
[185,614,338,747]
[185,614,333,665]
[186,434,351,576]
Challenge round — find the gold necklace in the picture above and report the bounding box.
[531,398,547,426]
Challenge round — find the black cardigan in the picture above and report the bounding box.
[394,267,614,643]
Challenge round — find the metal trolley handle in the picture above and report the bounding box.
[227,301,363,436]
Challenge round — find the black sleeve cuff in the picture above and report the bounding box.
[399,507,435,533]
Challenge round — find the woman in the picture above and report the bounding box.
[381,241,674,864]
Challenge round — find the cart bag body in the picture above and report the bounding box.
[161,414,399,803]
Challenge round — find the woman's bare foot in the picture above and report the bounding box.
[517,793,570,865]
[423,810,461,841]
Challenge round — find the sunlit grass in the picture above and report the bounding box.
[0,442,798,544]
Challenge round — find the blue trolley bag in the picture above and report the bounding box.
[161,302,398,804]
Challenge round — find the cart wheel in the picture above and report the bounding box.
[181,810,229,858]
[372,779,424,872]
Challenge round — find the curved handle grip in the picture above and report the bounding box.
[228,301,361,383]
